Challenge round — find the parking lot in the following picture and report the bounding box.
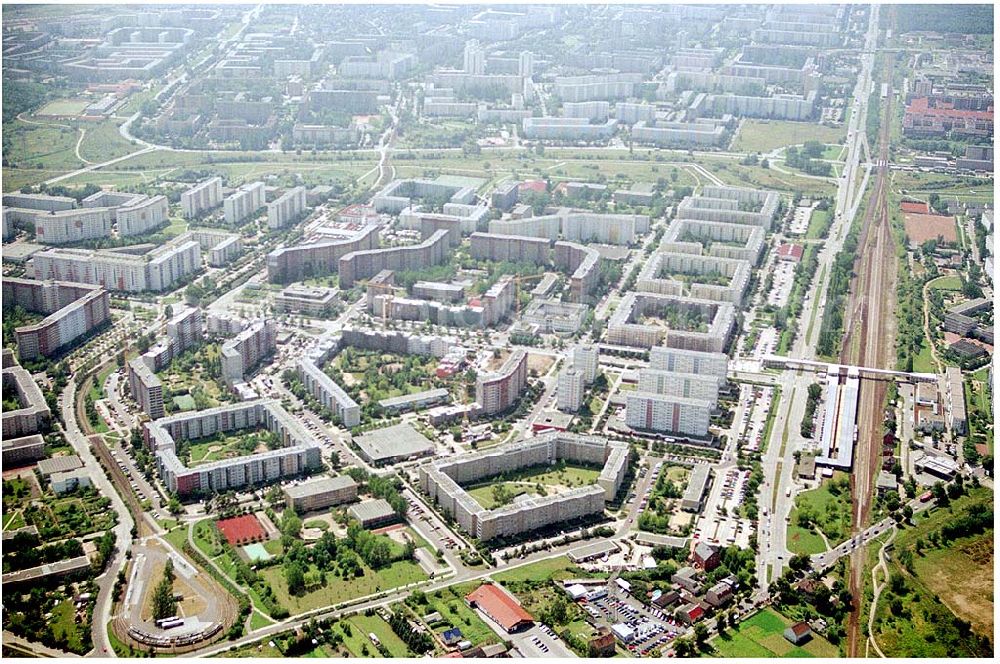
[738,384,774,453]
[766,260,796,308]
[579,584,686,656]
[513,623,575,657]
[694,466,753,549]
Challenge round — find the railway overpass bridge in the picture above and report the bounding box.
[761,355,938,383]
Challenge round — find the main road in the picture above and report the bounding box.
[755,4,881,593]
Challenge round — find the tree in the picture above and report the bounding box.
[285,561,306,595]
[491,483,515,507]
[151,560,177,620]
[693,623,709,644]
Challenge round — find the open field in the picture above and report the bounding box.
[493,555,600,585]
[926,274,962,291]
[786,472,851,551]
[711,608,839,658]
[4,119,83,171]
[261,559,427,614]
[36,99,89,116]
[806,208,832,239]
[731,121,846,154]
[77,120,142,163]
[342,613,413,657]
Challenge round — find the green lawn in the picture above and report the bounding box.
[926,274,962,291]
[805,209,832,240]
[710,608,839,658]
[50,599,86,653]
[4,119,83,171]
[493,555,598,585]
[348,614,413,657]
[249,611,274,631]
[912,337,937,374]
[732,121,846,154]
[77,120,140,163]
[786,472,851,546]
[785,523,829,556]
[37,99,90,116]
[262,560,427,614]
[462,462,602,509]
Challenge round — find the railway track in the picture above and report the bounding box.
[841,45,898,657]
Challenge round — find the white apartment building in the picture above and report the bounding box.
[34,208,113,244]
[637,368,720,402]
[572,345,600,384]
[181,177,223,219]
[267,186,307,229]
[117,195,169,237]
[563,101,610,122]
[648,346,729,383]
[625,392,712,436]
[557,368,586,412]
[224,182,265,225]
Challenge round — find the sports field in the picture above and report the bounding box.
[711,609,839,658]
[37,98,89,116]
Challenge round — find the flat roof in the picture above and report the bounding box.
[283,475,357,499]
[352,422,435,463]
[568,540,618,561]
[37,454,83,475]
[348,498,395,523]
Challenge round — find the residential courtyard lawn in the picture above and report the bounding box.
[462,461,602,509]
[261,560,427,614]
[50,599,87,653]
[731,120,846,154]
[710,608,839,658]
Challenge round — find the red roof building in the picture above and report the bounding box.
[777,243,804,263]
[518,180,547,194]
[900,201,930,214]
[465,583,534,633]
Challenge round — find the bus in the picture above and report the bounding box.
[919,491,933,503]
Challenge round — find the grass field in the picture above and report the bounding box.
[344,614,413,657]
[785,522,829,556]
[806,208,832,239]
[786,472,851,548]
[926,274,962,291]
[463,462,602,509]
[731,121,846,154]
[873,487,995,655]
[51,599,87,652]
[77,120,141,163]
[710,608,839,658]
[493,555,600,585]
[912,338,937,374]
[37,99,89,116]
[4,119,83,171]
[261,560,427,614]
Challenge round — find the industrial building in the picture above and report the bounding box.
[352,422,436,466]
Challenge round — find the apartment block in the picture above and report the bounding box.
[224,182,265,225]
[296,346,361,428]
[554,241,600,303]
[521,117,618,141]
[221,319,276,385]
[572,345,600,384]
[181,228,243,266]
[1,359,51,438]
[338,229,451,288]
[637,251,752,305]
[563,101,610,122]
[2,278,111,361]
[661,218,765,264]
[31,207,112,245]
[554,74,641,101]
[266,225,380,283]
[148,399,323,496]
[557,368,586,412]
[127,358,164,419]
[676,186,780,231]
[648,346,728,383]
[637,368,720,402]
[419,432,628,541]
[181,177,223,219]
[111,194,166,236]
[607,292,735,352]
[631,120,727,147]
[267,186,307,229]
[625,392,712,437]
[476,349,528,415]
[284,475,358,512]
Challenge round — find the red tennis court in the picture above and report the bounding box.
[216,514,266,546]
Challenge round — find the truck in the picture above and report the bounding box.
[919,491,933,503]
